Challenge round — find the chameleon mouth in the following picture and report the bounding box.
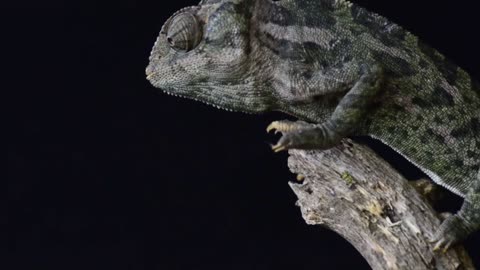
[146,72,155,81]
[145,69,238,112]
[145,64,156,81]
[160,89,253,114]
[146,67,265,114]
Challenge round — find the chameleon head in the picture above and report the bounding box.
[146,0,274,113]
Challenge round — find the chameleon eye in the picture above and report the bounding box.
[166,12,202,52]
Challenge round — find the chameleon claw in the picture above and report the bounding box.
[431,237,453,253]
[429,215,467,253]
[266,121,280,133]
[443,243,452,253]
[441,240,453,253]
[271,143,287,152]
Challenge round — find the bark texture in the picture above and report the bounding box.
[287,139,475,270]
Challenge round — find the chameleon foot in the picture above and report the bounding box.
[430,215,470,253]
[267,120,341,152]
[271,134,298,152]
[267,120,313,152]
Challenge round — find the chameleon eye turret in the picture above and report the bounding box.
[165,12,203,52]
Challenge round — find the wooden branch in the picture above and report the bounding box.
[287,139,475,270]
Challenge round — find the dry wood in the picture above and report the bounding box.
[287,139,475,270]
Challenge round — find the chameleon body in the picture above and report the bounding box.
[146,0,480,251]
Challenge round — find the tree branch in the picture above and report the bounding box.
[287,139,475,270]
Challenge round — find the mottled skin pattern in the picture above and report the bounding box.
[146,0,480,251]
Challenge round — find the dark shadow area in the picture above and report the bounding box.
[7,0,480,269]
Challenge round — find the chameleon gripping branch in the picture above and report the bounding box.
[288,139,474,270]
[146,0,480,266]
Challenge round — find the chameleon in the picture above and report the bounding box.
[145,0,480,251]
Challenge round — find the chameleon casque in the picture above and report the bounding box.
[145,0,480,251]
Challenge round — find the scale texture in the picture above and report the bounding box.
[146,0,480,251]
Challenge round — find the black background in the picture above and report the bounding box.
[7,0,480,269]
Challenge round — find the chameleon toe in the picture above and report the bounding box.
[266,121,280,133]
[266,120,298,134]
[432,237,454,253]
[271,143,287,152]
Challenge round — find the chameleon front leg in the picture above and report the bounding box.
[432,170,480,252]
[268,65,384,152]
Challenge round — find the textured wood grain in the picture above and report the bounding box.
[287,139,475,270]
